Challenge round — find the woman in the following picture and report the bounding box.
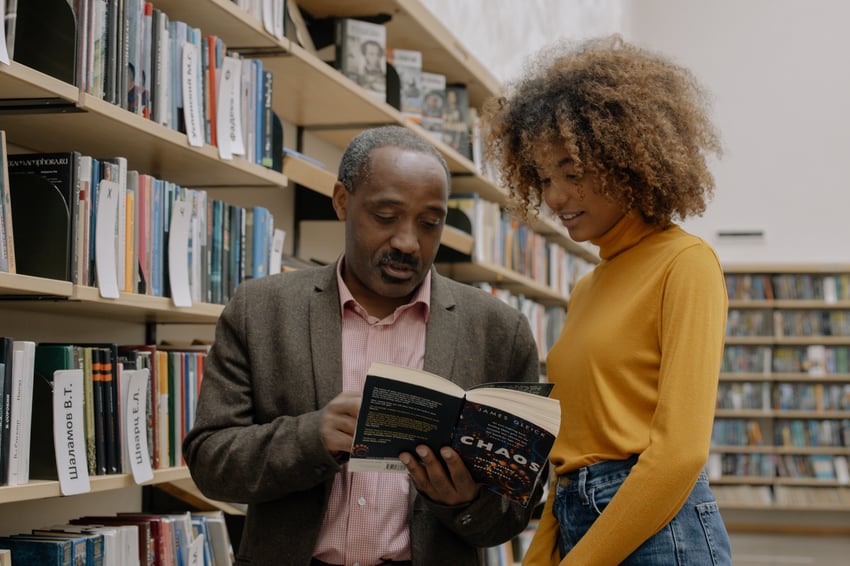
[484,35,732,565]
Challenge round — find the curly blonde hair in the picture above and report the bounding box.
[483,35,721,226]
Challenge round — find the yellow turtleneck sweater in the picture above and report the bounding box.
[523,213,728,565]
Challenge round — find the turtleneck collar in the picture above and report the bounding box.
[591,211,663,261]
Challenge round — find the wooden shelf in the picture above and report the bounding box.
[435,261,568,307]
[1,92,287,189]
[712,446,850,456]
[0,272,73,297]
[0,467,191,505]
[151,0,283,49]
[296,0,501,108]
[720,372,850,382]
[0,61,79,105]
[1,282,224,324]
[283,153,337,197]
[715,409,850,419]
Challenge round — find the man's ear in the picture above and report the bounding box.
[332,182,348,220]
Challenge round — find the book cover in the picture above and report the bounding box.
[30,530,105,566]
[420,71,446,142]
[386,48,423,122]
[335,18,386,103]
[7,151,81,282]
[7,340,35,486]
[0,336,13,486]
[349,361,559,506]
[442,84,471,159]
[0,130,14,273]
[0,536,74,566]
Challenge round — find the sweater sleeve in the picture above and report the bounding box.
[521,477,561,566]
[561,244,728,564]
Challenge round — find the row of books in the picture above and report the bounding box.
[707,452,850,483]
[774,382,850,412]
[717,381,850,412]
[473,283,566,359]
[3,1,280,168]
[0,338,209,490]
[325,17,476,160]
[447,193,596,296]
[725,273,850,302]
[712,418,850,448]
[0,147,286,306]
[0,509,232,566]
[721,344,850,375]
[727,308,850,338]
[712,484,850,507]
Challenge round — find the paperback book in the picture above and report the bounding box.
[350,361,560,506]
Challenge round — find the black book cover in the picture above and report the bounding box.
[29,343,77,481]
[0,336,14,486]
[350,362,559,506]
[8,152,80,282]
[12,0,76,85]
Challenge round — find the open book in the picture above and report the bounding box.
[349,361,561,506]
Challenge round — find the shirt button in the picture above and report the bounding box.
[358,497,366,506]
[460,514,472,525]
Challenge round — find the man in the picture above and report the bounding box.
[183,126,543,566]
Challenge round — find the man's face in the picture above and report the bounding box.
[333,146,448,317]
[364,43,381,69]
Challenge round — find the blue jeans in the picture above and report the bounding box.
[552,456,732,565]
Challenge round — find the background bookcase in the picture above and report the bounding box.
[0,0,596,563]
[712,264,850,533]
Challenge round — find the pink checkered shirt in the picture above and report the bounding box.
[312,261,431,566]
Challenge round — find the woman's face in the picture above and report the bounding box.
[535,145,627,242]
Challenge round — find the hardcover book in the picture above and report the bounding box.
[7,152,81,282]
[420,71,446,142]
[349,361,560,506]
[442,84,471,159]
[335,18,386,103]
[386,48,423,122]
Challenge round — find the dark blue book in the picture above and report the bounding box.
[0,536,75,566]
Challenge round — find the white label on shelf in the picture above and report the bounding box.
[188,533,205,565]
[269,228,286,275]
[52,369,92,496]
[216,56,245,160]
[96,180,121,299]
[182,42,205,148]
[124,368,154,484]
[168,200,192,307]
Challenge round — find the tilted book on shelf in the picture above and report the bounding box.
[335,18,387,103]
[350,361,560,506]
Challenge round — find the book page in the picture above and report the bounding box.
[466,388,561,435]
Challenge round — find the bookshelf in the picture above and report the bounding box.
[712,264,850,530]
[0,0,597,561]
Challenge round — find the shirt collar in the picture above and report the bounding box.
[336,257,432,321]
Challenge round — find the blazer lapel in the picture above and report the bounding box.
[309,266,344,408]
[423,271,458,379]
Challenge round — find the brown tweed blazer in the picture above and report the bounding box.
[183,264,543,566]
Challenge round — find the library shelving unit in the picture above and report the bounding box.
[0,0,597,562]
[711,264,850,533]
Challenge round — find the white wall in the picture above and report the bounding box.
[421,0,850,264]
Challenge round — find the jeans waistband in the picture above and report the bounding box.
[558,454,639,487]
